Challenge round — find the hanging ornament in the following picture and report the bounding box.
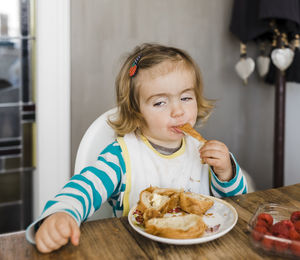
[256,42,270,77]
[271,48,294,71]
[271,34,294,71]
[234,43,255,84]
[235,58,255,84]
[257,56,270,77]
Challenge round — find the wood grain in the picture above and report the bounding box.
[1,184,299,259]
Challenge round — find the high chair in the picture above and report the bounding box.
[74,107,117,220]
[74,107,255,220]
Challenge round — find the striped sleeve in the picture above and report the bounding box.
[210,153,248,198]
[25,141,125,244]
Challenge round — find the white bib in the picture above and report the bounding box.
[118,133,210,215]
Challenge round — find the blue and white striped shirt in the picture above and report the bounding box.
[26,140,247,244]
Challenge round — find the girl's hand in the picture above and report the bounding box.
[199,140,233,181]
[35,212,80,253]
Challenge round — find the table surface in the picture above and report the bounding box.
[1,183,300,260]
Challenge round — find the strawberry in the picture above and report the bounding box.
[294,220,300,233]
[271,220,294,238]
[289,228,300,241]
[291,211,300,223]
[261,232,273,250]
[255,219,270,231]
[252,225,268,241]
[290,240,300,257]
[274,235,289,253]
[257,213,273,227]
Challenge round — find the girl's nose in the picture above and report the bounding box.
[171,103,184,118]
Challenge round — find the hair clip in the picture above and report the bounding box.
[129,55,141,77]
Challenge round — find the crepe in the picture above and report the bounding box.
[178,123,206,143]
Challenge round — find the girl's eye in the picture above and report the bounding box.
[181,96,193,101]
[153,101,165,107]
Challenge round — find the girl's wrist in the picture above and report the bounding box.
[216,155,236,182]
[214,167,233,182]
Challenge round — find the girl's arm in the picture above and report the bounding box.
[26,141,125,244]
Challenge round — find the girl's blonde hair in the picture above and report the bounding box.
[108,43,214,136]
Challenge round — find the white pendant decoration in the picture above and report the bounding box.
[235,57,255,84]
[256,56,270,77]
[271,48,294,71]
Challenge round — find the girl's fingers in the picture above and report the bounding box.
[55,218,73,239]
[201,150,225,160]
[200,140,228,153]
[37,229,61,252]
[48,227,69,247]
[203,157,220,167]
[54,215,80,246]
[69,220,80,246]
[202,140,224,146]
[36,237,52,254]
[35,213,80,253]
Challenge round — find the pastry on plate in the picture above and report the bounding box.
[180,192,214,215]
[145,214,206,239]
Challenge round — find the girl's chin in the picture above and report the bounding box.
[168,132,184,144]
[161,139,183,149]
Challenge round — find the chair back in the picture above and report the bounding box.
[74,107,117,174]
[74,107,117,220]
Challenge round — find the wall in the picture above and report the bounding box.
[34,0,70,218]
[71,0,300,191]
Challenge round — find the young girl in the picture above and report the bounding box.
[26,43,247,253]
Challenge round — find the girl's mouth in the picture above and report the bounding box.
[172,126,184,134]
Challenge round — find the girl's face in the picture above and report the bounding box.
[138,62,198,148]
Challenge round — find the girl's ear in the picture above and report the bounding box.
[136,118,142,129]
[136,115,146,130]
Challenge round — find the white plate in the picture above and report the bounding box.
[128,196,238,245]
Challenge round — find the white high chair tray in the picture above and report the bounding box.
[128,196,238,245]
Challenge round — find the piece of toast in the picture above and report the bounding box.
[178,123,206,143]
[136,187,180,221]
[145,214,206,239]
[180,192,214,215]
[152,187,183,197]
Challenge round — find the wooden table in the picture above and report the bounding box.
[1,184,300,260]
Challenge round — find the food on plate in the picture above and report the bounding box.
[134,186,214,239]
[177,123,206,143]
[136,187,181,221]
[145,214,206,239]
[151,186,183,197]
[180,192,214,215]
